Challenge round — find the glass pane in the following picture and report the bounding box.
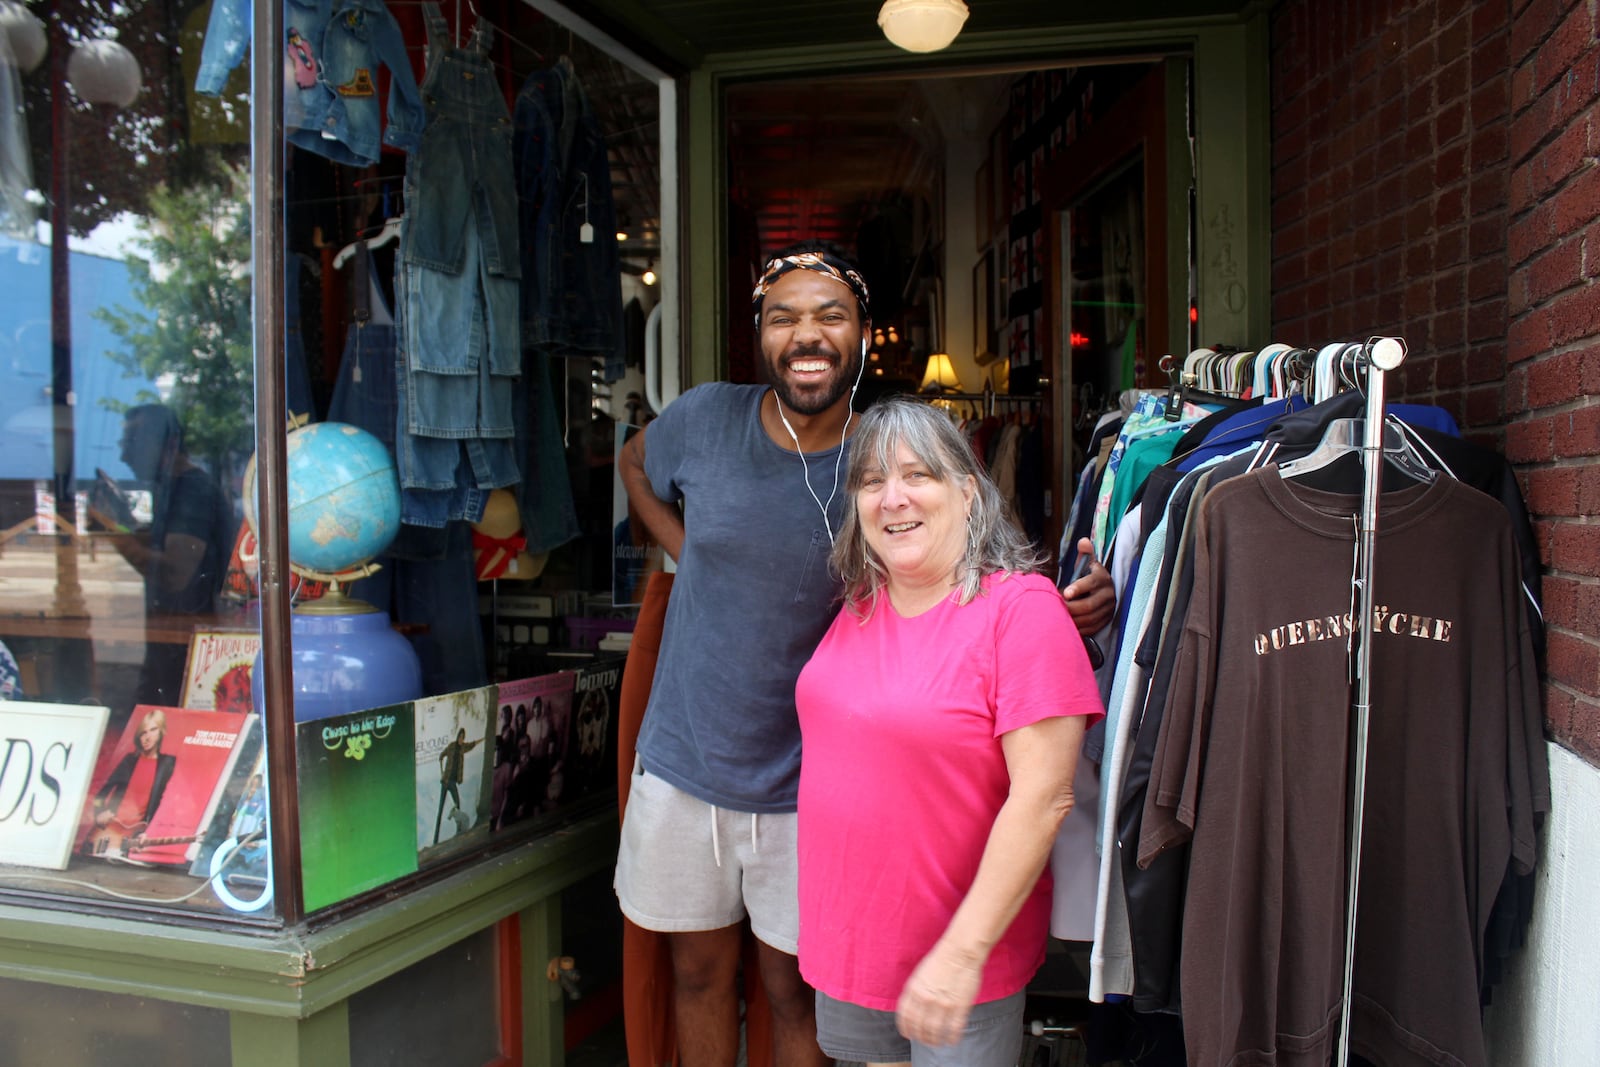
[0,0,269,920]
[0,975,230,1066]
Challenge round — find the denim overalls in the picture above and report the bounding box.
[396,4,521,526]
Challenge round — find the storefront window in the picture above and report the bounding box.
[0,0,268,918]
[1,0,669,923]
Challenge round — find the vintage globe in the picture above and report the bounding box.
[246,422,400,575]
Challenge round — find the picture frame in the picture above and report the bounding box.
[973,249,993,358]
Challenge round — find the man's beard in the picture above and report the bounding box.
[766,344,862,416]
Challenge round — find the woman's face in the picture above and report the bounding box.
[857,440,974,589]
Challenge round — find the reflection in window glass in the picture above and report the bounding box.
[0,0,264,919]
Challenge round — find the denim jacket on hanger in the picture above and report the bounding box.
[514,57,624,377]
[196,0,423,167]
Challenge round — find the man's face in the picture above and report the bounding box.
[758,270,867,417]
[137,719,162,754]
[120,415,166,481]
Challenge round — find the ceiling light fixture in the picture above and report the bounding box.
[642,264,657,286]
[878,0,969,54]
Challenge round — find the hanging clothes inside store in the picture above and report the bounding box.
[396,2,522,528]
[1061,343,1548,1067]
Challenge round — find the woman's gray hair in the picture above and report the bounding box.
[832,396,1045,618]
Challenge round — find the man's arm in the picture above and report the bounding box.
[1062,537,1115,635]
[618,427,686,562]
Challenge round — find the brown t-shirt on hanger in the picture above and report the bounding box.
[1137,468,1544,1067]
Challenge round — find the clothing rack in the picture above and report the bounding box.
[914,386,1040,419]
[1335,335,1408,1067]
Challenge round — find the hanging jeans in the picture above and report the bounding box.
[395,3,520,525]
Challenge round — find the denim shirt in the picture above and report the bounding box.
[197,0,422,166]
[514,58,624,378]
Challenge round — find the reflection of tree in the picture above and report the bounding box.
[94,160,253,484]
[26,0,233,237]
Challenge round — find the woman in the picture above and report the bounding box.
[796,397,1103,1066]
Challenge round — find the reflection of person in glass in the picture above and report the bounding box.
[90,404,231,704]
[88,709,177,855]
[434,727,483,844]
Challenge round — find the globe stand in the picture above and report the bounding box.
[290,561,384,616]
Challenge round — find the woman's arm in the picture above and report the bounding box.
[894,713,1088,1048]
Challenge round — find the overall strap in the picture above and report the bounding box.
[421,2,450,56]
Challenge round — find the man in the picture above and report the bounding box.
[614,246,1113,1066]
[435,727,484,844]
[91,404,231,705]
[88,708,178,856]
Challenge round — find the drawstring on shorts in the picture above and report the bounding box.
[708,806,761,869]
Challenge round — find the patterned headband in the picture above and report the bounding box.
[751,252,871,329]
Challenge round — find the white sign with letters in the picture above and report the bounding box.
[0,700,111,869]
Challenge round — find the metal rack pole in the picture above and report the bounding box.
[1335,335,1408,1067]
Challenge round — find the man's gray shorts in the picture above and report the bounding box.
[613,763,801,954]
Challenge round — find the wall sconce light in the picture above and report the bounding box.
[878,0,970,54]
[642,263,657,286]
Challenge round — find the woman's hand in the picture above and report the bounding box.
[895,942,984,1048]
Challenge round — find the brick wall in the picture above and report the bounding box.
[1505,0,1600,761]
[1271,0,1600,765]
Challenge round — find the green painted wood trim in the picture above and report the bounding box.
[230,1002,351,1067]
[684,66,726,387]
[673,6,1272,387]
[1191,14,1272,348]
[0,812,618,1019]
[519,897,565,1066]
[1164,56,1195,356]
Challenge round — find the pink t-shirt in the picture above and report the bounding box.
[795,571,1104,1010]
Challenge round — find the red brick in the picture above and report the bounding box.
[1525,239,1584,303]
[1579,464,1600,512]
[1469,258,1508,301]
[1465,382,1505,424]
[1510,88,1556,164]
[1553,166,1600,241]
[1525,465,1583,515]
[1435,310,1467,350]
[1546,629,1600,696]
[1585,346,1600,392]
[1533,3,1598,98]
[1505,412,1556,462]
[1546,284,1600,344]
[1437,224,1468,265]
[1527,349,1587,406]
[1545,684,1575,741]
[1507,203,1552,264]
[1468,299,1508,342]
[1554,404,1600,456]
[1511,0,1568,67]
[1473,122,1510,168]
[1474,2,1509,46]
[1506,362,1531,412]
[1472,74,1511,125]
[1507,305,1552,361]
[1469,216,1506,257]
[1436,145,1471,191]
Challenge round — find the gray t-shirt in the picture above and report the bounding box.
[636,382,848,813]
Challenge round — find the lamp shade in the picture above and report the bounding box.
[920,353,963,392]
[878,0,969,54]
[0,1,47,73]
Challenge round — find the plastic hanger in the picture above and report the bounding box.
[333,217,401,270]
[1275,416,1437,484]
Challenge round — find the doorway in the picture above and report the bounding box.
[722,59,1188,564]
